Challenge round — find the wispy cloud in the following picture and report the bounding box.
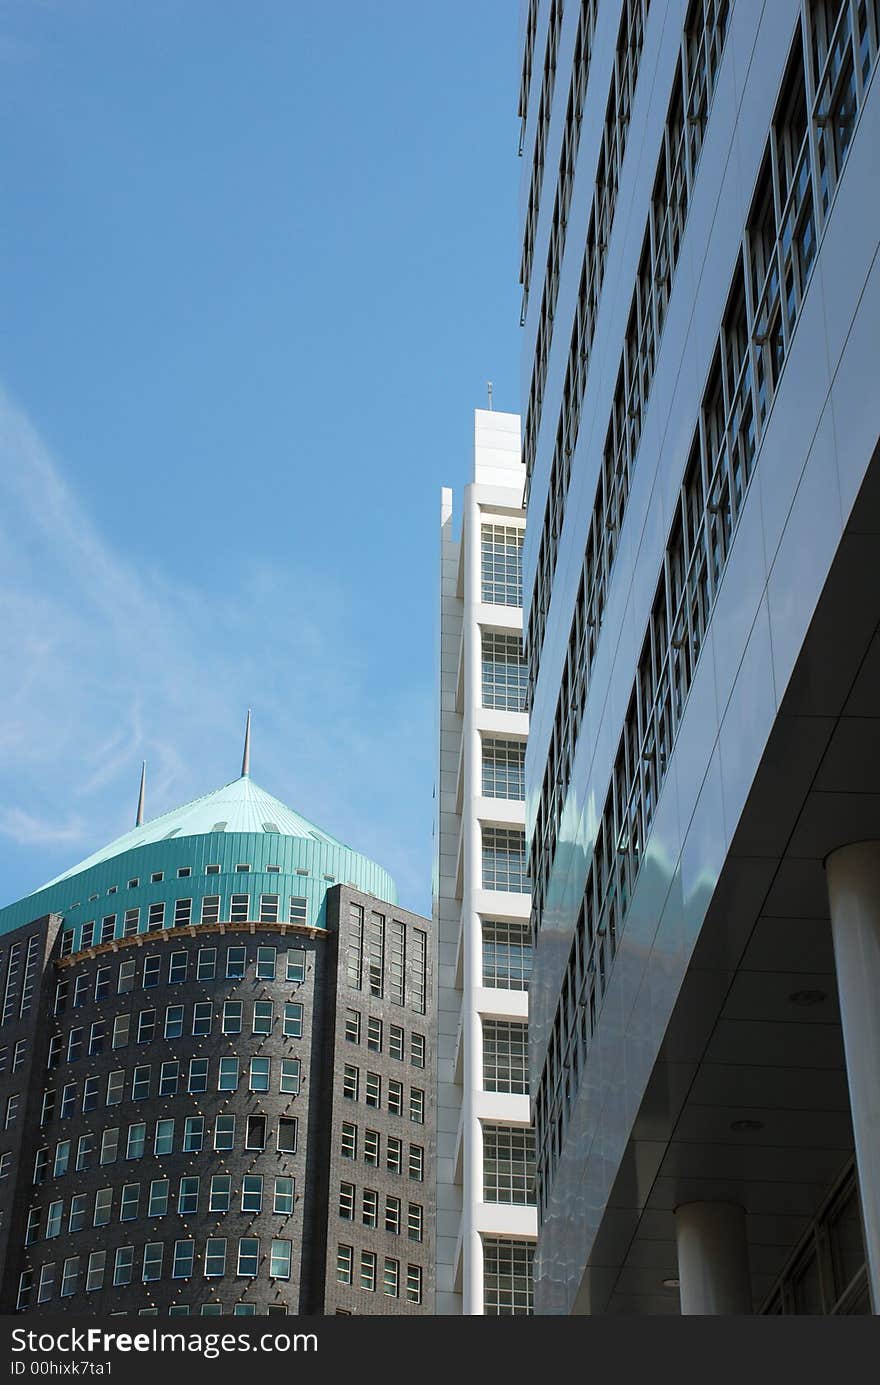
[0,389,433,911]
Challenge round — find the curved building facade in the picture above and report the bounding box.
[0,771,435,1316]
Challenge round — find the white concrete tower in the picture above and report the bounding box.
[434,409,537,1315]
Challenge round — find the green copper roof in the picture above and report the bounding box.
[40,775,352,889]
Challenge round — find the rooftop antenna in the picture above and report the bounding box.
[487,381,494,411]
[241,708,252,778]
[135,761,146,827]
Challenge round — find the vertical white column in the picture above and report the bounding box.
[825,840,880,1314]
[461,486,486,1315]
[674,1202,752,1314]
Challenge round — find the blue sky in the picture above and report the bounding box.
[0,0,521,915]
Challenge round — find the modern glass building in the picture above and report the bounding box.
[434,409,538,1314]
[0,746,436,1315]
[519,0,880,1313]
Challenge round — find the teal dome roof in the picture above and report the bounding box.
[41,775,352,889]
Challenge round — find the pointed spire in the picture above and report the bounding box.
[241,708,252,778]
[136,761,146,827]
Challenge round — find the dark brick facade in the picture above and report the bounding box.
[0,886,435,1316]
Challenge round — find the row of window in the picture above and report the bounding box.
[27,1174,295,1248]
[342,1010,426,1065]
[483,1020,529,1096]
[56,947,307,1009]
[69,858,325,903]
[337,1184,424,1242]
[534,0,877,1208]
[0,933,42,1028]
[335,1246,423,1303]
[18,1236,295,1306]
[50,999,305,1068]
[341,1066,425,1123]
[482,920,532,991]
[527,0,731,911]
[481,631,527,714]
[482,736,526,801]
[480,524,524,607]
[41,1055,303,1124]
[339,1123,424,1181]
[34,1112,298,1187]
[517,0,540,151]
[344,905,427,1014]
[519,0,565,304]
[483,1124,537,1205]
[62,902,311,956]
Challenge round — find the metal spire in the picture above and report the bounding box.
[241,708,251,778]
[136,761,146,827]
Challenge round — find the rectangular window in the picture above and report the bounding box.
[258,897,279,927]
[122,909,139,939]
[364,1129,380,1167]
[386,1136,402,1175]
[482,736,526,800]
[82,1076,99,1112]
[410,1032,426,1068]
[408,1145,424,1181]
[241,1174,262,1213]
[222,1000,243,1034]
[142,1243,163,1282]
[147,902,165,931]
[164,1004,184,1039]
[481,523,524,604]
[338,1181,355,1220]
[31,1205,48,1243]
[54,980,68,1015]
[367,1017,382,1053]
[142,955,161,987]
[283,1002,303,1038]
[388,919,405,1005]
[388,1080,403,1116]
[100,1128,119,1165]
[168,950,188,983]
[173,899,192,928]
[205,863,220,875]
[209,1174,231,1212]
[93,1187,113,1226]
[410,929,427,1015]
[54,1139,71,1178]
[196,946,217,979]
[483,1019,529,1094]
[343,1065,359,1101]
[85,1251,105,1294]
[346,903,364,990]
[482,828,530,893]
[340,1122,357,1160]
[214,1114,235,1151]
[237,1237,260,1277]
[483,1238,534,1314]
[406,1264,423,1305]
[289,896,307,926]
[481,631,527,711]
[137,1009,156,1043]
[336,1244,353,1285]
[126,1122,146,1159]
[367,911,384,998]
[188,1059,208,1093]
[114,1246,134,1286]
[249,1056,270,1092]
[274,1176,294,1215]
[112,1014,130,1049]
[68,1193,87,1233]
[178,1176,200,1215]
[218,1057,239,1091]
[60,1083,76,1119]
[365,1071,381,1108]
[246,1115,267,1151]
[67,1028,83,1063]
[409,1088,425,1124]
[192,1002,213,1037]
[253,1000,273,1035]
[73,974,89,1009]
[360,1250,377,1292]
[94,965,111,999]
[483,1124,536,1205]
[200,896,220,925]
[131,1065,150,1101]
[344,1009,361,1044]
[75,1133,95,1171]
[148,1180,169,1217]
[120,1184,139,1222]
[280,1058,300,1094]
[154,1117,175,1155]
[38,1263,55,1304]
[389,1025,404,1061]
[270,1239,291,1280]
[80,922,95,949]
[60,1257,80,1298]
[229,894,249,924]
[362,1188,378,1228]
[277,1117,297,1153]
[286,947,306,982]
[383,1257,399,1298]
[385,1196,401,1235]
[204,1239,226,1278]
[407,1202,423,1243]
[183,1117,204,1153]
[226,945,246,978]
[33,1147,49,1185]
[482,919,532,991]
[172,1240,195,1280]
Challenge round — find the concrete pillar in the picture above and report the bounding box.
[825,840,880,1315]
[674,1202,751,1314]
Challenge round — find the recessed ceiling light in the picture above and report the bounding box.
[730,1118,764,1132]
[662,1278,680,1289]
[789,989,827,1007]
